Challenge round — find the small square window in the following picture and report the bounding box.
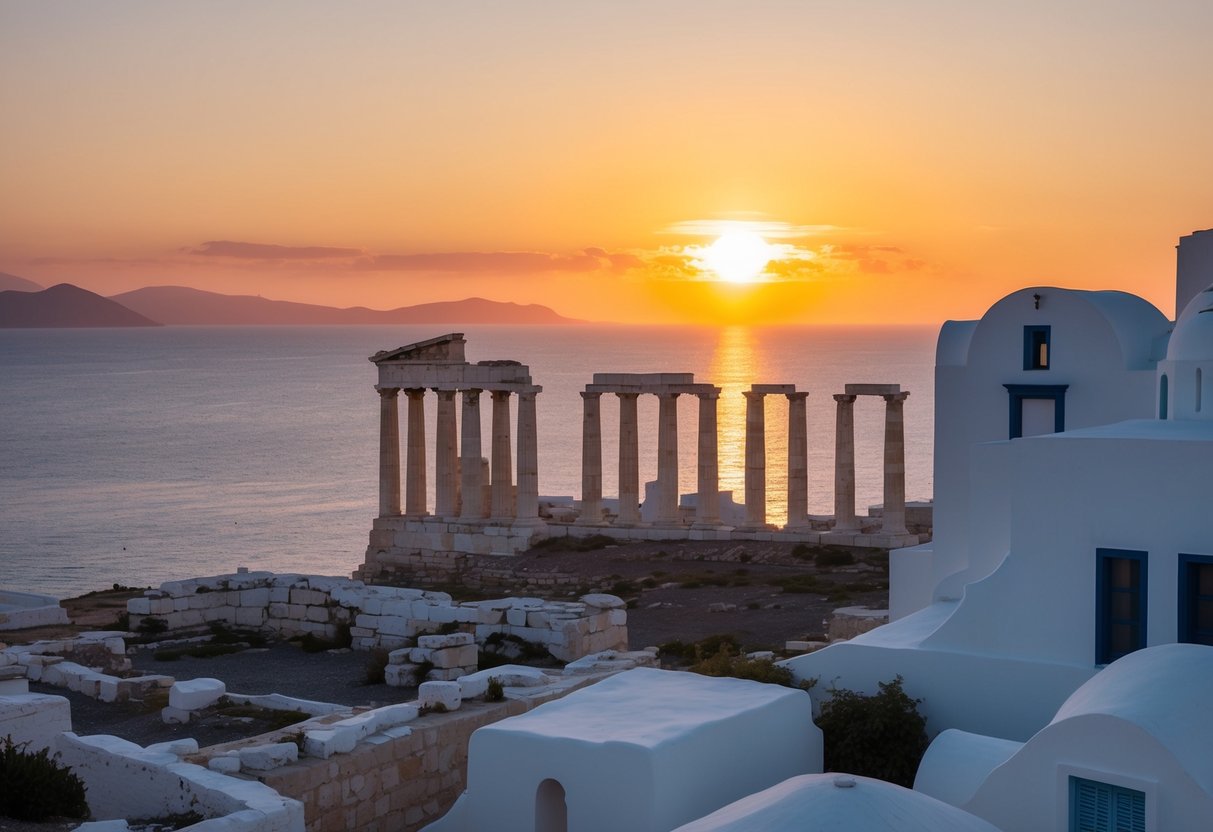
[1024,325,1051,370]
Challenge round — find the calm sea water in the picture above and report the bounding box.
[0,325,936,597]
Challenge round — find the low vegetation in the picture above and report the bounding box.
[815,676,929,787]
[0,738,89,822]
[660,634,813,690]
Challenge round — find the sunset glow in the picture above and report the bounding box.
[2,3,1212,324]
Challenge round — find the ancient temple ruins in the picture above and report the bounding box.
[360,333,921,582]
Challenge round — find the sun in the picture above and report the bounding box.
[701,230,773,284]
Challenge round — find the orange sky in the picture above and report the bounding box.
[2,2,1212,324]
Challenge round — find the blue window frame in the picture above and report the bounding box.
[1096,548,1147,665]
[1024,325,1051,370]
[1178,554,1213,646]
[1004,384,1068,439]
[1070,777,1145,832]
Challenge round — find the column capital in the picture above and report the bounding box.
[580,391,603,400]
[404,387,426,399]
[433,388,457,401]
[376,385,400,398]
[491,389,511,401]
[462,388,482,404]
[656,390,680,400]
[615,391,640,401]
[518,389,539,401]
[882,391,911,404]
[786,391,810,402]
[696,388,721,401]
[833,393,857,404]
[742,390,765,401]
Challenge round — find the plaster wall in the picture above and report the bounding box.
[961,715,1213,832]
[928,289,1167,618]
[55,732,304,831]
[0,692,71,752]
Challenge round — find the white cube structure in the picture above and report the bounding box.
[426,668,820,832]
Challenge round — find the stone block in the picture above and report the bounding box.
[608,609,627,626]
[384,664,418,687]
[387,648,412,665]
[234,607,264,627]
[239,741,299,771]
[417,633,473,650]
[127,597,151,616]
[240,588,270,607]
[429,644,477,670]
[306,606,330,623]
[146,738,199,757]
[268,586,291,603]
[419,681,462,711]
[580,593,626,610]
[290,588,326,606]
[268,602,290,618]
[477,607,504,625]
[209,754,242,774]
[355,614,381,630]
[380,599,412,618]
[168,677,225,711]
[378,616,410,637]
[505,609,527,627]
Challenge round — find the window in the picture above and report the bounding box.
[1159,374,1169,420]
[1178,554,1213,646]
[1070,777,1145,832]
[1024,325,1051,370]
[1197,368,1203,413]
[535,779,567,832]
[1004,384,1068,439]
[1096,549,1147,664]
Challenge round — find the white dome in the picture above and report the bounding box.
[671,773,1001,832]
[1166,284,1213,362]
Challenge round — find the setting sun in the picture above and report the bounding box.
[701,230,774,284]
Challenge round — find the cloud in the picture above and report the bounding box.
[187,241,364,259]
[352,248,642,274]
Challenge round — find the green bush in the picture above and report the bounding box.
[485,677,505,702]
[690,645,805,688]
[136,616,168,637]
[0,737,89,821]
[815,676,928,787]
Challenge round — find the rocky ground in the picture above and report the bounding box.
[8,539,890,750]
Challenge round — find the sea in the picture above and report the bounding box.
[0,325,937,598]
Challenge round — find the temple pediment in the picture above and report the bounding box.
[370,333,467,364]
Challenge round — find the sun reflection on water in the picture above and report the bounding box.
[708,327,789,525]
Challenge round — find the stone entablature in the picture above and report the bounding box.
[124,572,626,663]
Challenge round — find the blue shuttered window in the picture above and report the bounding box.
[1070,777,1145,832]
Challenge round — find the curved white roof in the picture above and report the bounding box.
[1166,284,1213,362]
[671,773,1001,831]
[1052,643,1213,793]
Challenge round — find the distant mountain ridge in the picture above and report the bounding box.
[0,272,43,292]
[110,285,583,325]
[0,284,160,328]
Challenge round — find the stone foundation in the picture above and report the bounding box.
[126,572,627,663]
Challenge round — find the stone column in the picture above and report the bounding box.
[490,391,514,520]
[743,391,767,527]
[376,386,401,517]
[404,389,428,517]
[881,392,910,535]
[459,389,483,521]
[695,389,721,527]
[616,392,641,525]
[786,392,809,528]
[434,390,458,518]
[516,389,541,523]
[579,392,603,524]
[656,391,680,525]
[833,394,859,531]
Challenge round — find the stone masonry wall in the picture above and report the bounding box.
[126,572,627,663]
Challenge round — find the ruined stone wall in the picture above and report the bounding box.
[125,572,627,662]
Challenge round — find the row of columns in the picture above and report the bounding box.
[579,389,811,529]
[833,392,909,535]
[376,386,540,523]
